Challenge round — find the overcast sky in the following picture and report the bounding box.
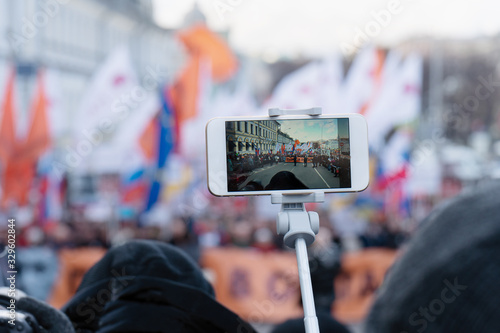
[277,119,339,142]
[153,0,500,59]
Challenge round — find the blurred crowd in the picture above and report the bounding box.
[0,187,409,306]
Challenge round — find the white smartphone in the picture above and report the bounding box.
[206,114,369,196]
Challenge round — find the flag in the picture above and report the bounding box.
[176,57,212,157]
[110,92,161,169]
[170,24,237,128]
[170,56,202,126]
[338,47,382,115]
[144,88,175,211]
[0,68,16,165]
[364,54,423,151]
[121,168,148,208]
[209,74,258,118]
[139,116,159,162]
[36,153,65,226]
[2,159,35,207]
[19,70,51,163]
[1,70,51,208]
[178,24,237,82]
[76,84,161,174]
[376,129,411,191]
[264,54,343,112]
[44,69,67,141]
[73,46,138,145]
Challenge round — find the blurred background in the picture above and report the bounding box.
[1,0,500,331]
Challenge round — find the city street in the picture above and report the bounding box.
[238,162,340,190]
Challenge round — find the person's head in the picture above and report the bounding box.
[63,240,256,333]
[366,183,500,333]
[265,171,308,190]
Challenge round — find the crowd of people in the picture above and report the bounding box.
[0,182,499,332]
[0,189,406,301]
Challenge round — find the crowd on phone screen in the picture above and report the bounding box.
[227,152,352,189]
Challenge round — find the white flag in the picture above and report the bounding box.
[73,46,138,143]
[264,54,343,112]
[365,54,423,151]
[44,69,68,140]
[338,47,380,114]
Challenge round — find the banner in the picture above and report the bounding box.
[47,246,397,323]
[285,157,313,163]
[333,248,396,322]
[48,247,106,308]
[202,248,302,324]
[202,247,397,323]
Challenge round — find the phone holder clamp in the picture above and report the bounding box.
[272,192,323,248]
[268,107,322,117]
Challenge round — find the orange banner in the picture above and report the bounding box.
[284,157,313,163]
[48,247,106,308]
[333,249,397,322]
[202,247,397,324]
[202,247,302,324]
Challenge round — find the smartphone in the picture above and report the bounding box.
[206,114,369,196]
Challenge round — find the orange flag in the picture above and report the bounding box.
[1,158,35,207]
[178,24,237,82]
[170,24,237,127]
[0,69,16,165]
[1,70,51,208]
[358,49,385,115]
[21,73,50,161]
[169,56,202,125]
[18,71,51,163]
[139,116,158,161]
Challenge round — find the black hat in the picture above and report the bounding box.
[63,240,256,333]
[366,183,500,333]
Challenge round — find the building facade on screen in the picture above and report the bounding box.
[226,120,282,154]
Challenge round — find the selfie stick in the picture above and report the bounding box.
[269,107,323,333]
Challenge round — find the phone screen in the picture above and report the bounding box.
[225,118,351,192]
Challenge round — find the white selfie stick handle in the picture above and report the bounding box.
[275,194,322,333]
[296,237,320,333]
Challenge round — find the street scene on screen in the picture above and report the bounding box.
[226,119,351,191]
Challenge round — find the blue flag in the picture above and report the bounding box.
[144,89,174,211]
